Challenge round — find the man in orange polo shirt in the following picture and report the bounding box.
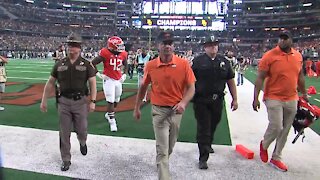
[253,31,307,172]
[134,31,196,180]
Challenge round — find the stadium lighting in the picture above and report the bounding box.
[303,3,312,7]
[63,4,71,8]
[99,7,108,10]
[25,0,34,3]
[264,7,273,10]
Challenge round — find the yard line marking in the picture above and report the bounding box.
[7,76,138,85]
[8,76,48,81]
[315,99,320,103]
[10,70,51,74]
[13,63,54,66]
[7,67,52,69]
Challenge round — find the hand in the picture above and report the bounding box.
[172,101,186,114]
[40,100,47,112]
[252,99,260,112]
[120,74,127,83]
[89,102,95,112]
[133,108,141,122]
[231,100,238,111]
[302,94,308,102]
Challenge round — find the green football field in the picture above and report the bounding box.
[1,59,231,145]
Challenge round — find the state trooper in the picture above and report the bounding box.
[40,33,97,171]
[192,35,238,169]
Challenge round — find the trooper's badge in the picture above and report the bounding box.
[220,62,225,68]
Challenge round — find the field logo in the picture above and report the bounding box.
[2,82,145,112]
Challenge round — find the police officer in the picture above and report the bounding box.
[40,33,97,171]
[192,35,238,169]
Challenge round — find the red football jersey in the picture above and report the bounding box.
[99,48,128,80]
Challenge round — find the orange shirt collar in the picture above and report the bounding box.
[156,54,177,67]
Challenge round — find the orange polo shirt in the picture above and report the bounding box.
[258,46,302,101]
[143,54,196,107]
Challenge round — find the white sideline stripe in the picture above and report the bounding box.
[315,98,320,102]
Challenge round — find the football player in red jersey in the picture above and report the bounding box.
[92,36,128,132]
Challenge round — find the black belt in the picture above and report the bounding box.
[153,105,173,109]
[60,92,84,101]
[194,93,225,102]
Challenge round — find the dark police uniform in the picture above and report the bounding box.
[51,56,95,166]
[192,53,235,163]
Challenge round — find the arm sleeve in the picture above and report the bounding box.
[191,57,197,73]
[87,62,96,78]
[185,62,196,85]
[258,53,271,72]
[226,60,235,80]
[142,63,151,85]
[50,62,58,78]
[91,55,105,66]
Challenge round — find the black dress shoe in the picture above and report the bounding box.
[199,161,208,170]
[61,161,71,171]
[209,147,215,153]
[80,144,87,156]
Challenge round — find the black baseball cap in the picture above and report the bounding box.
[157,31,174,43]
[201,35,219,45]
[279,30,292,39]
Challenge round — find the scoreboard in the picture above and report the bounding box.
[132,15,215,28]
[142,16,212,27]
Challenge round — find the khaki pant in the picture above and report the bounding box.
[58,96,88,162]
[262,99,297,161]
[152,105,182,180]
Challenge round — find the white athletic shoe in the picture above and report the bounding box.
[109,119,118,132]
[105,113,117,132]
[104,113,109,120]
[0,106,4,111]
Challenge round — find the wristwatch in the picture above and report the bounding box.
[90,99,96,103]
